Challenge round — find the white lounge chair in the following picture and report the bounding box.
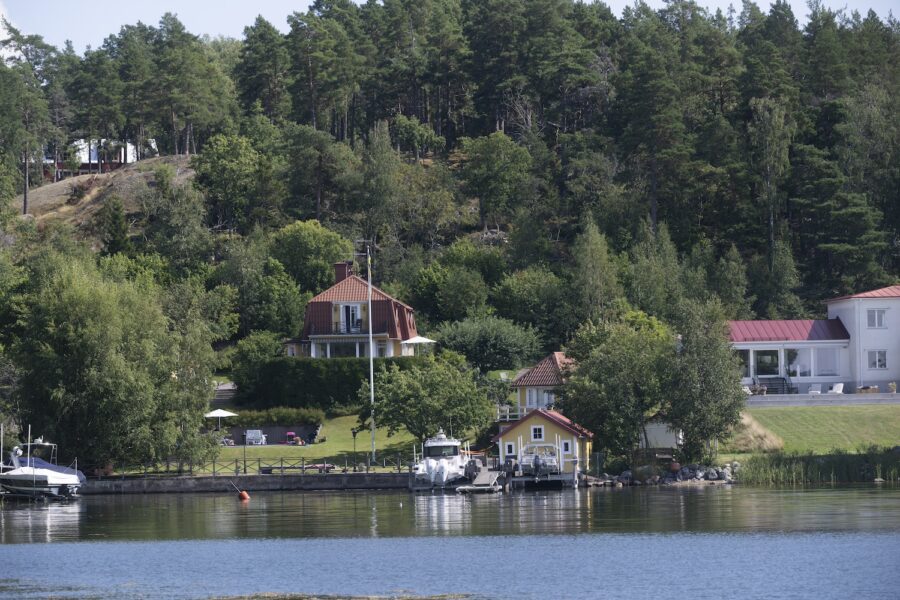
[807,384,822,395]
[827,383,844,394]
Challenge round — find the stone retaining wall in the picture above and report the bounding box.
[82,472,410,495]
[747,392,900,407]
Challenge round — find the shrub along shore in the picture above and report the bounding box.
[592,448,900,488]
[736,447,900,486]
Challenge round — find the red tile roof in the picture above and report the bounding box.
[492,408,593,442]
[309,275,413,309]
[512,352,572,387]
[728,319,849,343]
[827,285,900,301]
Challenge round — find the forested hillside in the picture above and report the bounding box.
[0,1,897,464]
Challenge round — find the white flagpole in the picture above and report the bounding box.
[368,244,376,461]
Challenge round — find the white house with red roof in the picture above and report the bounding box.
[730,285,900,393]
[286,262,425,358]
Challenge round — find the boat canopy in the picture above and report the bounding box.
[7,454,86,483]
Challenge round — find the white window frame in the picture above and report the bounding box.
[867,309,886,329]
[562,440,571,454]
[543,391,554,407]
[814,347,840,377]
[531,426,544,441]
[526,388,538,408]
[868,350,887,370]
[786,348,811,378]
[505,442,515,457]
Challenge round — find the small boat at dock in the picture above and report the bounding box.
[0,436,85,500]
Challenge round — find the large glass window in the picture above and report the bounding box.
[867,309,886,328]
[754,350,779,376]
[786,348,811,377]
[815,347,839,376]
[868,350,887,369]
[330,342,357,358]
[736,350,750,378]
[424,445,459,457]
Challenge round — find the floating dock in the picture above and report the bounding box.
[456,466,504,494]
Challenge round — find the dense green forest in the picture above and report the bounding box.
[0,0,897,464]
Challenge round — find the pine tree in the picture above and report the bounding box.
[235,16,292,120]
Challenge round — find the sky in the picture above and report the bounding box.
[1,0,895,54]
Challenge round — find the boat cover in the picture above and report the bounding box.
[18,456,87,483]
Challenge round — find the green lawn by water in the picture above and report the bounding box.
[216,415,418,464]
[747,405,900,453]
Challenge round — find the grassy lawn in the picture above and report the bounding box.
[215,415,418,465]
[746,405,900,453]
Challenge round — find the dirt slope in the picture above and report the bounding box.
[10,156,194,237]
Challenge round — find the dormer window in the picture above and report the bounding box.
[340,304,362,333]
[867,309,886,328]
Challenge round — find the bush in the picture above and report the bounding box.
[436,315,540,372]
[231,407,325,428]
[237,356,426,411]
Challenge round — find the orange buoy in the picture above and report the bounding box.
[239,490,250,501]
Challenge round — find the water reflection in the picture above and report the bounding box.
[0,501,82,544]
[1,485,899,544]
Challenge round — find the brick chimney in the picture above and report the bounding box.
[334,261,353,283]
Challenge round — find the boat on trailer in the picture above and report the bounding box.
[0,432,85,499]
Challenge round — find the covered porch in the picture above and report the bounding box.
[730,319,850,394]
[735,343,848,394]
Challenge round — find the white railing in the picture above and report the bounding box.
[496,405,523,422]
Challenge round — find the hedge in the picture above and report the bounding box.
[237,356,426,411]
[230,407,325,428]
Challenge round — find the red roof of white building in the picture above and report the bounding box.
[728,319,849,343]
[827,285,900,302]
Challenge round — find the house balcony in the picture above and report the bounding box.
[496,406,518,422]
[308,321,390,337]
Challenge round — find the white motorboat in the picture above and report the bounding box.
[0,438,85,499]
[519,443,560,477]
[413,430,469,489]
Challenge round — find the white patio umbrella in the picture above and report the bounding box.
[204,409,238,430]
[402,335,436,345]
[402,335,436,356]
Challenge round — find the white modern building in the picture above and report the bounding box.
[730,285,900,394]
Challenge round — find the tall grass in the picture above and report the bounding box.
[724,413,784,453]
[738,446,900,485]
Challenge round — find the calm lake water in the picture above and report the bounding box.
[1,486,898,599]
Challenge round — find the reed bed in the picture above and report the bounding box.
[737,446,900,486]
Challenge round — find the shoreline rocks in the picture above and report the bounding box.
[587,461,742,487]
